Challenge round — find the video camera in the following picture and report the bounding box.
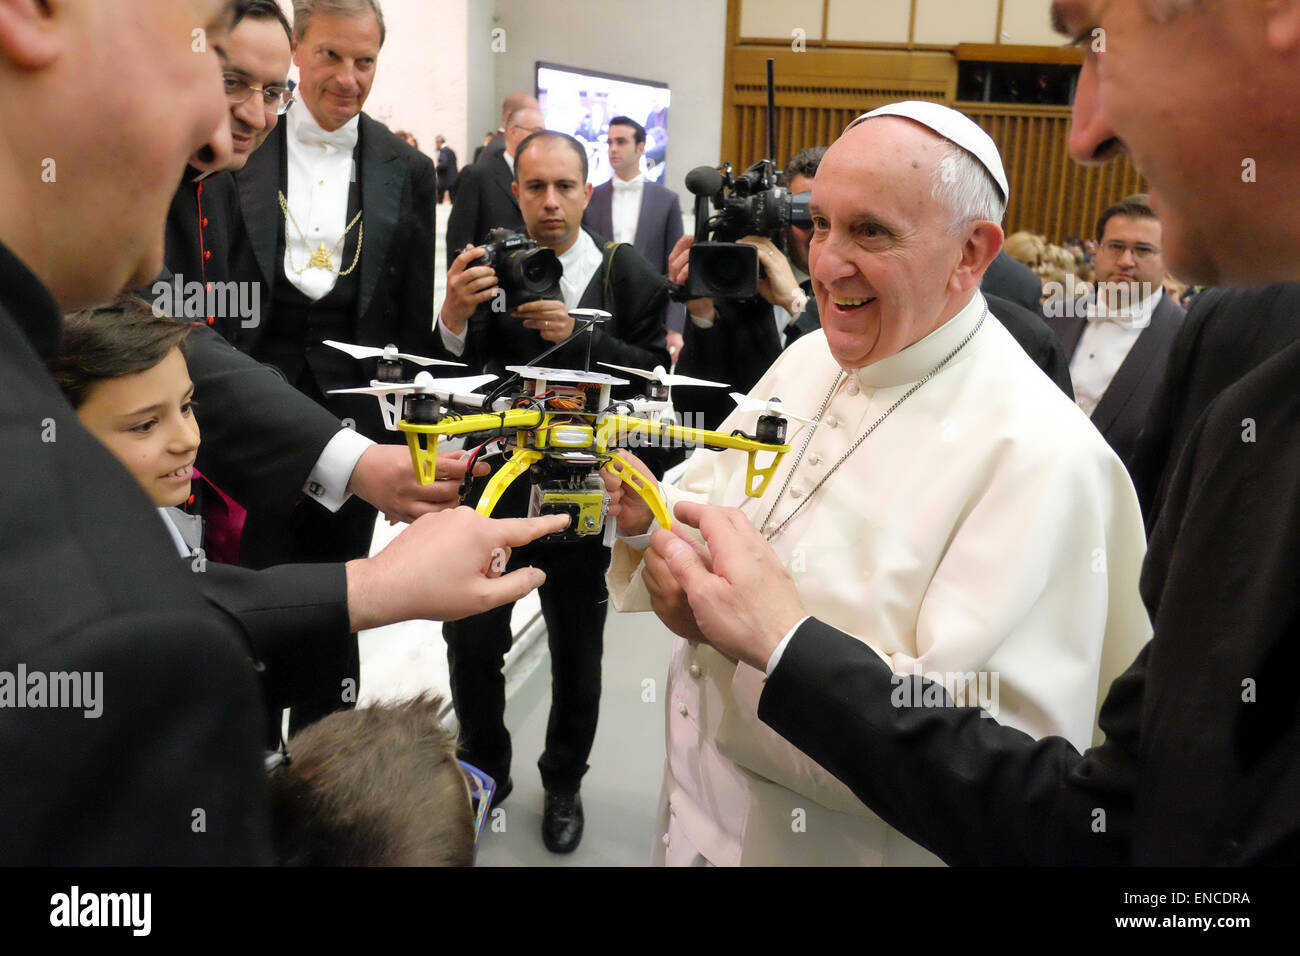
[676,159,811,301]
[464,228,563,311]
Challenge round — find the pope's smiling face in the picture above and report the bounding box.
[809,119,987,370]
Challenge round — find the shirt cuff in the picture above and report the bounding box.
[688,305,717,329]
[618,517,661,551]
[438,311,468,356]
[305,427,374,513]
[764,615,811,677]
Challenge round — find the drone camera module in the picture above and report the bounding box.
[528,475,610,539]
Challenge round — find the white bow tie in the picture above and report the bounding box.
[611,176,642,193]
[296,121,358,152]
[1086,309,1150,331]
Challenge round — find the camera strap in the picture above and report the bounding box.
[600,240,624,313]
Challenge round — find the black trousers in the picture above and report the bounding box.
[442,476,611,795]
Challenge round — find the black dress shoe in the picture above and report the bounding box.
[542,790,584,853]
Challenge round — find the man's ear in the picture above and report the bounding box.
[950,221,1004,295]
[582,182,593,208]
[0,0,61,71]
[511,179,519,201]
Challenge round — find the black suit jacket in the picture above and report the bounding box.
[0,242,271,864]
[1128,284,1300,528]
[982,250,1043,314]
[435,145,458,192]
[229,115,438,395]
[758,334,1300,864]
[585,178,687,334]
[445,150,524,257]
[1048,293,1185,467]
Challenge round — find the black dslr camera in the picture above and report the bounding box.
[676,159,812,301]
[465,228,564,311]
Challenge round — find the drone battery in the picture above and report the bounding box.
[528,481,609,539]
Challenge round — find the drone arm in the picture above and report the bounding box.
[598,414,790,499]
[476,448,543,518]
[604,452,674,532]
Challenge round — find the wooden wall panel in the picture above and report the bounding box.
[720,1,1146,242]
[963,104,1147,239]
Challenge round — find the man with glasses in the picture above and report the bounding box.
[1046,194,1185,470]
[445,106,547,257]
[163,0,294,305]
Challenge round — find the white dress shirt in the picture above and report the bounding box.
[610,172,645,245]
[1070,286,1165,417]
[283,106,361,301]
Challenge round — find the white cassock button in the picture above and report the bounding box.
[791,488,804,499]
[847,380,859,396]
[677,702,688,716]
[662,833,671,846]
[669,804,677,817]
[808,454,822,466]
[826,416,840,429]
[688,664,702,678]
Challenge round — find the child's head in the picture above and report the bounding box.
[269,695,478,866]
[49,294,198,507]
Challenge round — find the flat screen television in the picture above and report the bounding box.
[535,62,671,186]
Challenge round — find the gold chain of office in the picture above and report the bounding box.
[278,190,364,276]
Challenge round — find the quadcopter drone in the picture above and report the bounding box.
[325,313,814,541]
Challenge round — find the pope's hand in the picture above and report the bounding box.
[649,501,806,672]
[348,444,491,524]
[345,508,569,631]
[643,535,710,645]
[600,450,657,536]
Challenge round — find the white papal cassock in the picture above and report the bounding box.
[608,292,1153,866]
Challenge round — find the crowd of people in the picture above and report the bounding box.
[3,0,1299,871]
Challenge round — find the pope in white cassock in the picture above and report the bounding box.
[604,102,1153,866]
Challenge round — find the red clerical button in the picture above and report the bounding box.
[202,218,209,227]
[204,250,212,260]
[207,317,215,325]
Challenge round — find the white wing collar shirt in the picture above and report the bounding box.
[1071,285,1165,417]
[283,104,361,301]
[608,291,1153,866]
[609,172,645,245]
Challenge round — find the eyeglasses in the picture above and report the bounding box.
[224,72,295,116]
[1100,240,1160,260]
[459,759,497,857]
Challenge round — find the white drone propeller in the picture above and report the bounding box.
[597,362,729,390]
[323,339,465,368]
[328,371,497,430]
[729,393,821,427]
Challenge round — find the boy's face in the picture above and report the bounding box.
[77,348,200,508]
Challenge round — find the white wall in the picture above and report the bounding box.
[490,0,728,200]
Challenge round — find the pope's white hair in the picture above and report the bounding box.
[933,140,1006,233]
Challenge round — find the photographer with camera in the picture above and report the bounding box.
[670,147,824,430]
[435,130,669,854]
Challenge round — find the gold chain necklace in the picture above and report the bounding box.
[759,304,987,541]
[278,190,364,276]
